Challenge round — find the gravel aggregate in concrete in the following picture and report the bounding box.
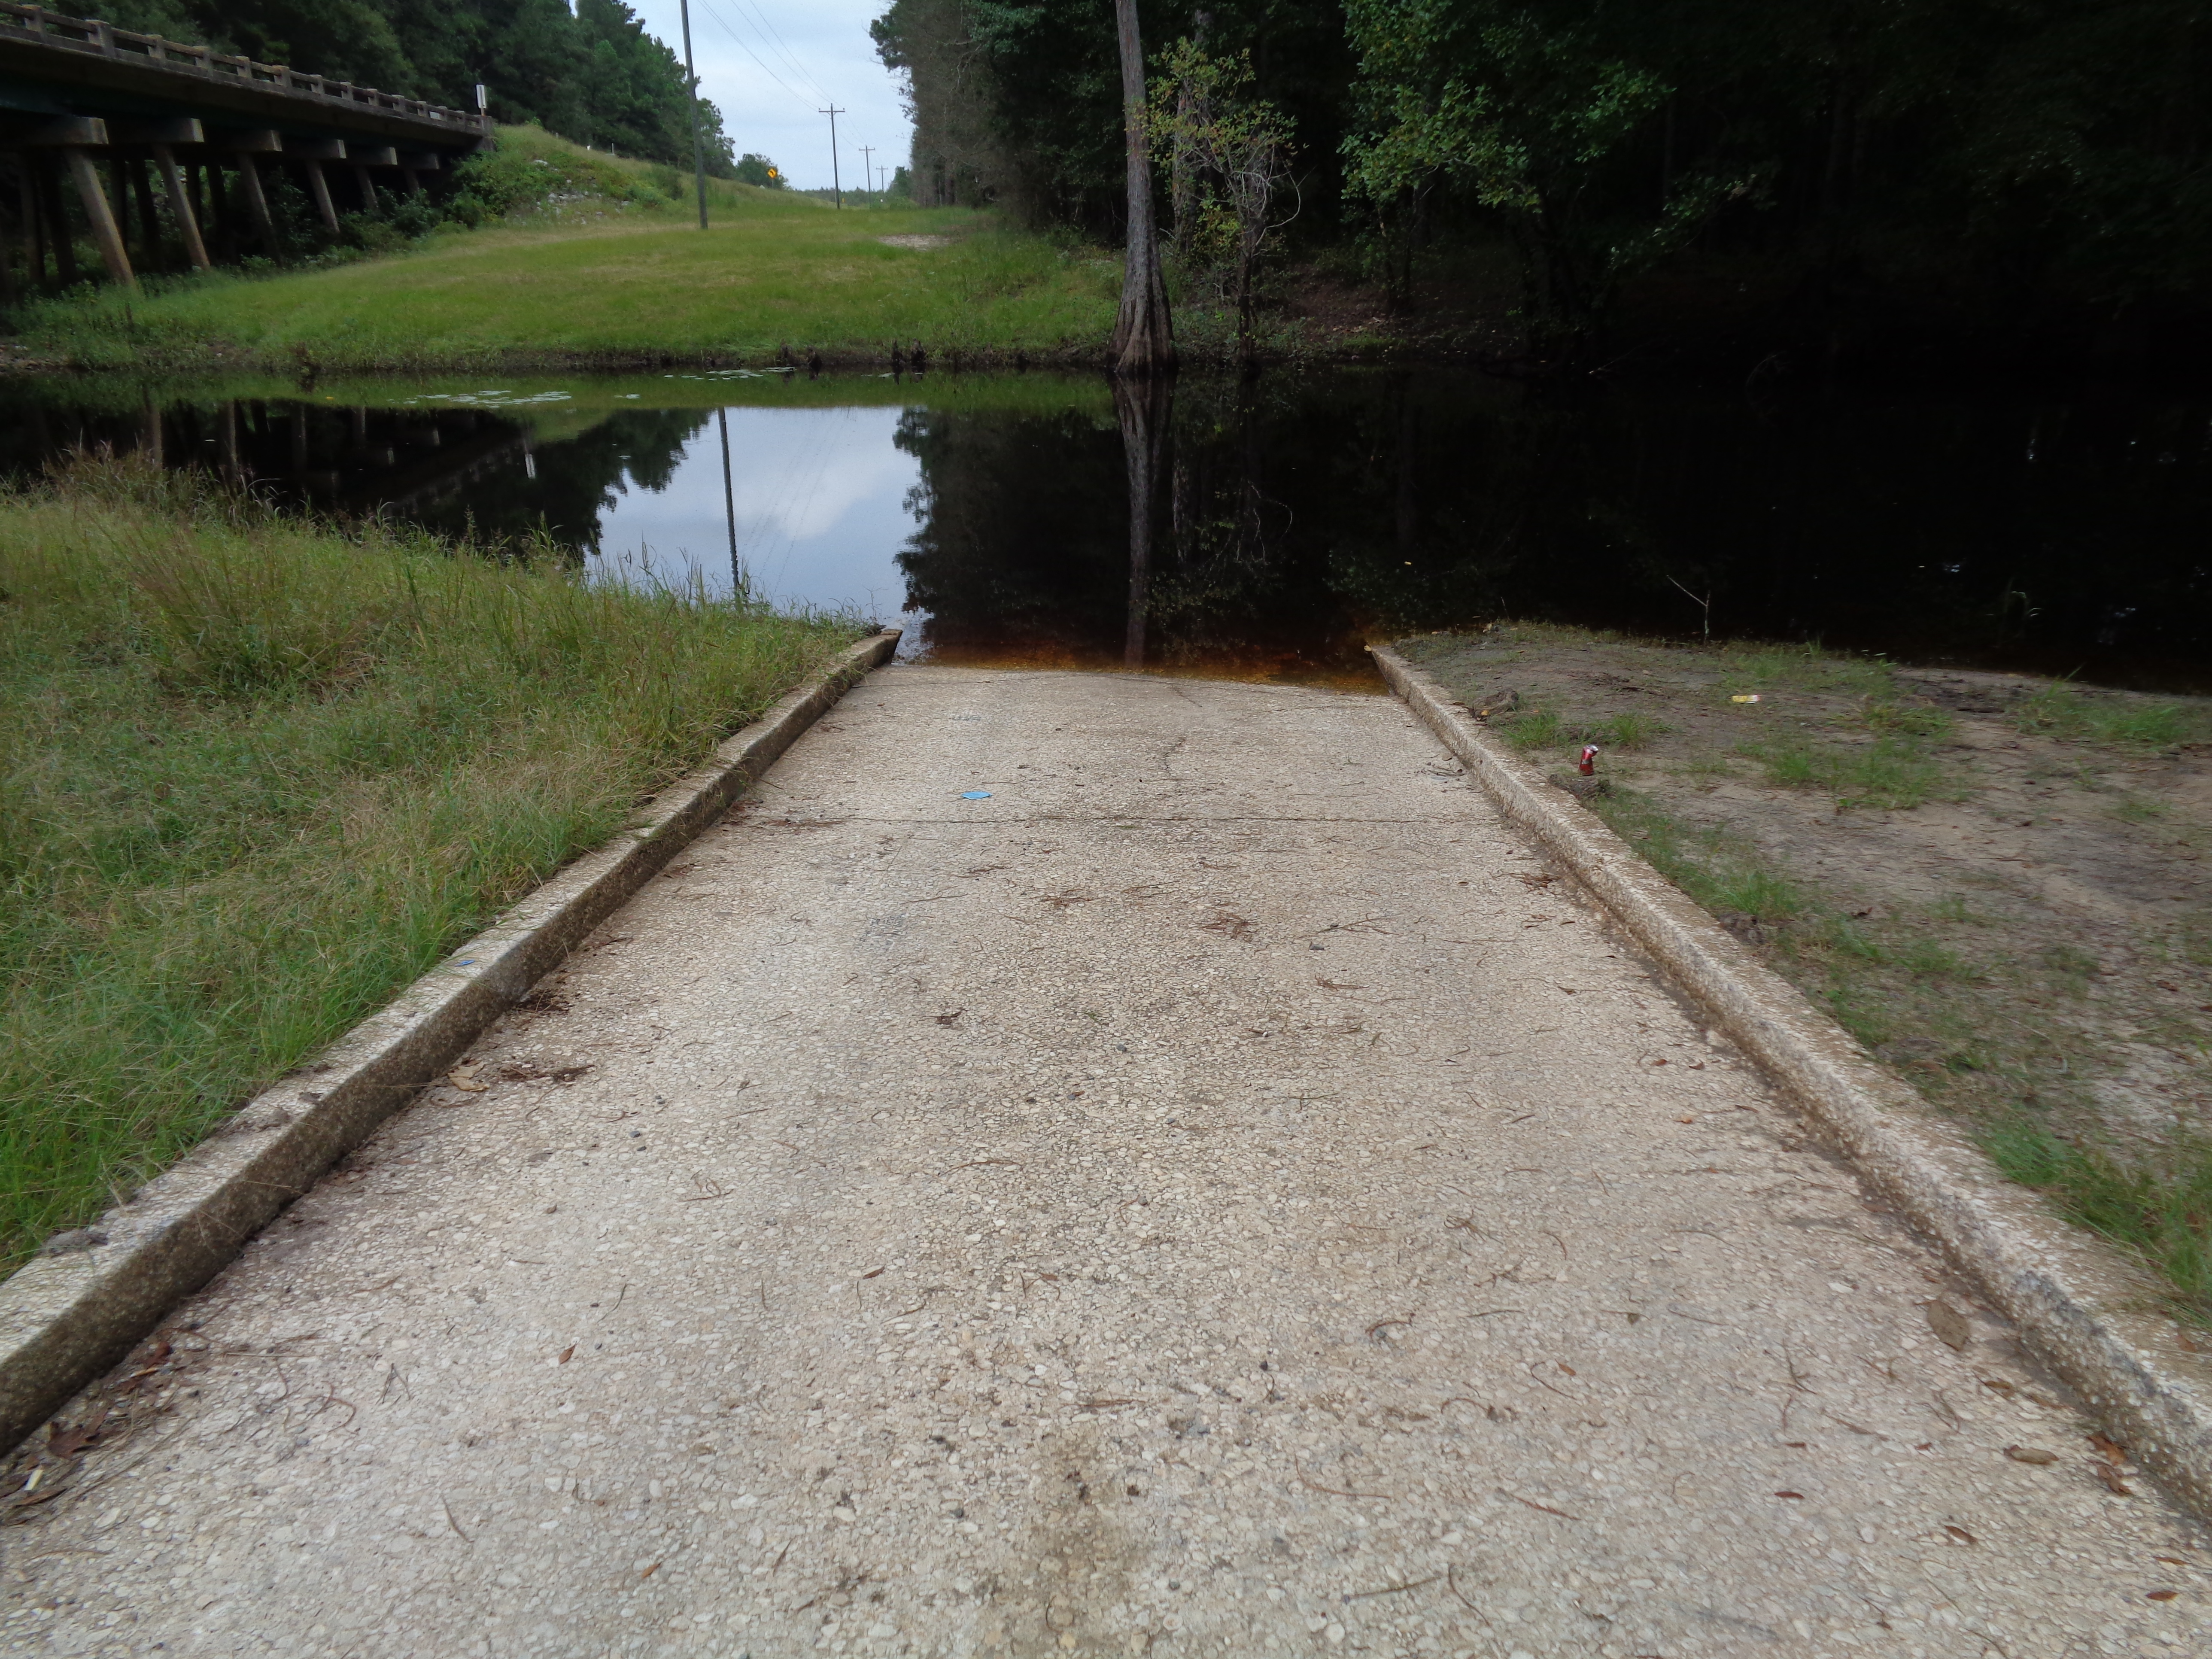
[5,667,2208,1657]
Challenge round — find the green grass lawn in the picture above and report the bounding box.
[0,457,859,1270]
[7,127,1123,373]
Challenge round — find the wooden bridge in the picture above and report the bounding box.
[0,3,490,293]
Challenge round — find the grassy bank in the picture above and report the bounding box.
[0,365,1120,425]
[1403,626,2212,1321]
[3,127,1123,375]
[0,459,858,1269]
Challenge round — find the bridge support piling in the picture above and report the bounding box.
[151,144,210,270]
[36,158,76,286]
[105,155,132,263]
[203,162,233,261]
[63,148,134,288]
[301,158,338,233]
[15,164,43,288]
[127,157,160,270]
[233,154,275,250]
[0,172,16,304]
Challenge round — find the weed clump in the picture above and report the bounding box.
[2017,682,2203,747]
[1984,1120,2212,1316]
[1740,735,1954,811]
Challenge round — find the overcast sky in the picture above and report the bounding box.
[626,0,914,194]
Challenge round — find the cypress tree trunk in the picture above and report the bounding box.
[1112,0,1175,375]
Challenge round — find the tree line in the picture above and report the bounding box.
[97,0,735,173]
[873,0,2212,356]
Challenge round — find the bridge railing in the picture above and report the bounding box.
[0,3,492,135]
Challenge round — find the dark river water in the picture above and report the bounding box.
[8,368,2212,688]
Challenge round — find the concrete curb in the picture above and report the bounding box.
[0,629,900,1455]
[1374,643,2212,1517]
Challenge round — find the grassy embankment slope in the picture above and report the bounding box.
[5,126,1122,374]
[1405,625,2212,1320]
[0,459,860,1271]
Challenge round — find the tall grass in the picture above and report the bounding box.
[0,459,857,1267]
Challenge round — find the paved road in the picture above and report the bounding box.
[7,668,2207,1657]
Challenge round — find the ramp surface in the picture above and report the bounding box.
[6,668,2206,1656]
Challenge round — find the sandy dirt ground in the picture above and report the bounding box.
[1404,628,2212,1159]
[4,666,2208,1658]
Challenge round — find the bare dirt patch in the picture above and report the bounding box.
[1402,623,2212,1313]
[877,234,953,250]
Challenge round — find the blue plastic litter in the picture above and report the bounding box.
[960,790,994,800]
[457,959,476,966]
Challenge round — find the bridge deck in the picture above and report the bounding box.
[0,5,491,292]
[0,4,487,151]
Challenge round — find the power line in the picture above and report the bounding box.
[693,0,816,111]
[729,0,829,103]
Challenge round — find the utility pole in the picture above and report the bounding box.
[679,0,708,229]
[858,145,875,205]
[819,106,846,208]
[875,162,889,198]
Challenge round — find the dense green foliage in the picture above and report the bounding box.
[1342,0,2212,338]
[97,0,732,171]
[873,0,1352,226]
[440,125,681,226]
[873,0,2212,349]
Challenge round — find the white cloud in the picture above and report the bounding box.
[626,0,913,194]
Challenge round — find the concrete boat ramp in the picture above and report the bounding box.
[6,667,2207,1656]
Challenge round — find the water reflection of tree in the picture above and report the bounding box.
[0,400,716,575]
[404,410,713,559]
[892,406,1128,658]
[893,370,2212,680]
[1139,376,1326,667]
[894,378,1375,673]
[18,380,2209,682]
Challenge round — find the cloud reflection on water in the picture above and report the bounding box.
[585,404,920,631]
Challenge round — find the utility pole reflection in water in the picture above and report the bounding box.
[1115,375,1173,667]
[718,407,740,599]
